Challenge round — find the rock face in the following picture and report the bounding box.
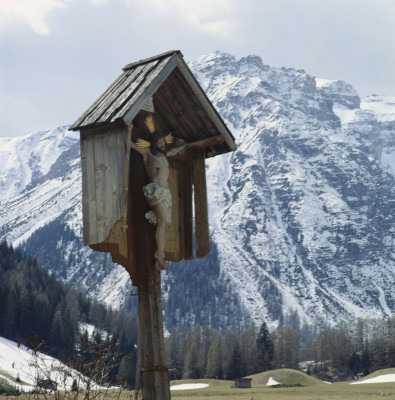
[0,52,394,331]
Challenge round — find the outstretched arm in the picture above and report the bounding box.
[130,140,150,157]
[167,138,188,157]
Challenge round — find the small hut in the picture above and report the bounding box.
[234,378,252,388]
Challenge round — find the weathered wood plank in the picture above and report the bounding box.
[183,161,194,260]
[164,159,182,261]
[89,219,128,267]
[78,120,124,136]
[116,127,132,265]
[78,69,136,127]
[93,134,110,242]
[122,55,178,126]
[176,162,185,261]
[148,101,172,134]
[108,130,123,220]
[80,133,98,245]
[81,128,129,246]
[138,272,170,400]
[176,57,236,151]
[128,151,148,284]
[155,81,197,142]
[94,128,129,265]
[70,71,131,130]
[148,275,169,399]
[82,65,146,127]
[123,50,180,70]
[193,151,210,258]
[99,62,159,124]
[166,70,216,138]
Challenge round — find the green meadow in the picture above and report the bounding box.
[169,368,395,400]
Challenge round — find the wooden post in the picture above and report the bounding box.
[138,271,170,400]
[128,150,170,400]
[138,220,169,400]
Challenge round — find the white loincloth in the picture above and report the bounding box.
[143,183,172,225]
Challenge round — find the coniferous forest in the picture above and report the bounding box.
[165,317,395,382]
[1,239,394,387]
[0,239,138,385]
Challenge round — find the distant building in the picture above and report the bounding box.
[234,378,252,388]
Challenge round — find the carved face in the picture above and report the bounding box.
[154,137,166,154]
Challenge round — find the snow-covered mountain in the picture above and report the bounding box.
[1,52,394,331]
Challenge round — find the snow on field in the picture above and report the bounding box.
[0,336,37,390]
[266,376,280,386]
[0,336,82,391]
[0,336,110,392]
[170,383,209,390]
[351,374,395,385]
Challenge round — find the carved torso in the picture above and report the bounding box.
[144,151,169,189]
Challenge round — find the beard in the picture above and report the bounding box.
[154,142,167,155]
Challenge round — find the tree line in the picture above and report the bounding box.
[166,315,395,381]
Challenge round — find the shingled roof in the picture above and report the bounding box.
[70,50,236,155]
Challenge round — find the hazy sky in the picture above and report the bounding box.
[1,0,394,138]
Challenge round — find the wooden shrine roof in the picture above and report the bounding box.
[70,50,236,158]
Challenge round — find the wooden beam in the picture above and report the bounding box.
[123,50,181,70]
[164,160,183,261]
[80,133,97,245]
[183,161,194,260]
[193,150,210,258]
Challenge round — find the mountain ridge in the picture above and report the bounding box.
[1,52,394,331]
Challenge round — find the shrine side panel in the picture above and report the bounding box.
[80,127,129,246]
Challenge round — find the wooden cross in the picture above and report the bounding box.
[70,51,236,400]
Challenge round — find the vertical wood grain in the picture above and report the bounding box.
[193,151,210,258]
[183,161,194,259]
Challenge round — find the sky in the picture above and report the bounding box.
[1,0,394,138]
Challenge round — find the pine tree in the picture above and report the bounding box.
[226,342,243,380]
[240,324,259,375]
[205,335,223,379]
[222,330,238,379]
[274,326,299,369]
[384,316,395,368]
[256,322,274,372]
[50,308,65,354]
[166,328,185,380]
[183,342,201,379]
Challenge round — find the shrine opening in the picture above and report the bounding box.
[69,50,236,400]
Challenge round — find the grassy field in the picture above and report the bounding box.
[5,368,394,399]
[169,369,395,400]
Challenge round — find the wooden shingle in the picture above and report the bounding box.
[70,50,236,158]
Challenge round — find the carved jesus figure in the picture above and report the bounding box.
[130,131,188,270]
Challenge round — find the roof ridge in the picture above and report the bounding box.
[123,50,182,70]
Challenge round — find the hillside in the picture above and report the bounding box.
[0,240,138,386]
[248,368,323,386]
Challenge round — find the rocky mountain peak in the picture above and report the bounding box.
[0,52,394,332]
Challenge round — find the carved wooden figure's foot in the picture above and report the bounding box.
[154,254,168,271]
